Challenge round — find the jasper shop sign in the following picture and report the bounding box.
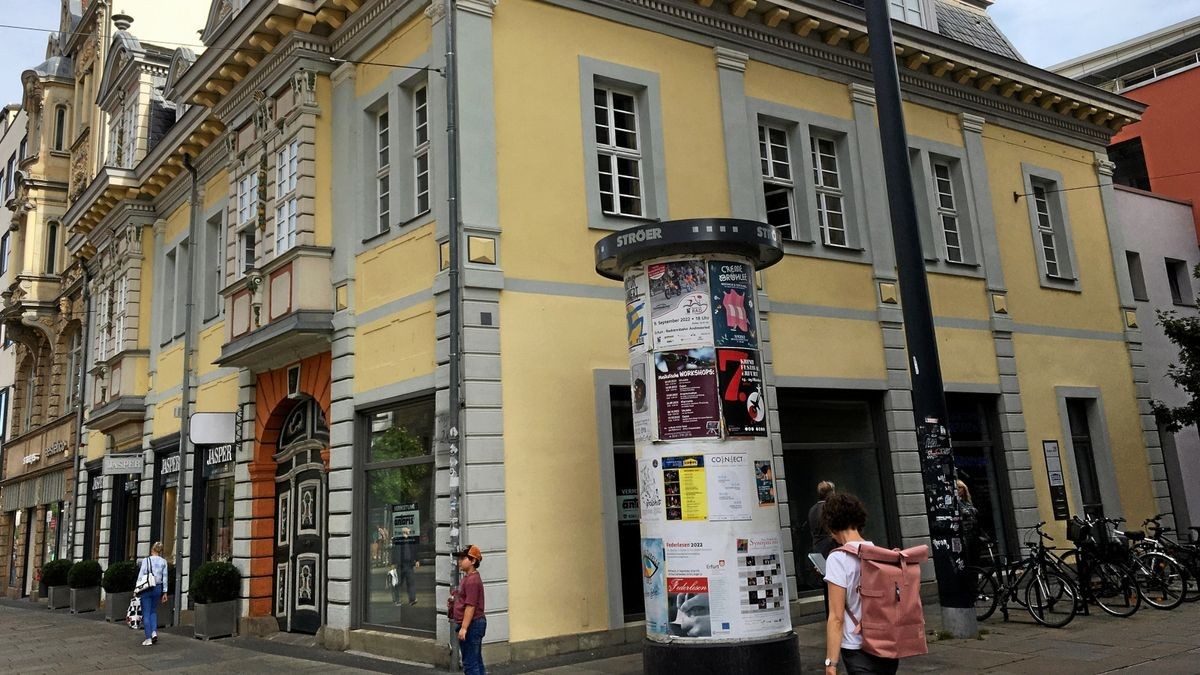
[202,443,236,478]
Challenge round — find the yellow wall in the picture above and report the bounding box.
[353,301,437,393]
[356,14,432,97]
[355,223,438,312]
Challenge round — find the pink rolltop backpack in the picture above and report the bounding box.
[835,543,930,659]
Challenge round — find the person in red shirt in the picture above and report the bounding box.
[449,544,487,675]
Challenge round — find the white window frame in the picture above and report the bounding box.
[932,161,964,264]
[274,139,299,256]
[237,170,259,276]
[757,123,796,241]
[593,86,644,219]
[96,285,112,363]
[413,85,430,217]
[1032,185,1061,278]
[1022,164,1078,290]
[810,134,848,248]
[376,108,391,233]
[114,275,127,356]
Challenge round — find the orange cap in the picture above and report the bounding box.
[455,544,483,562]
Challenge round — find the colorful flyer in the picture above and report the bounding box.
[754,460,776,506]
[638,458,666,523]
[654,348,722,441]
[709,260,758,349]
[662,455,707,521]
[716,349,768,437]
[734,534,790,634]
[641,538,669,635]
[706,454,754,522]
[631,358,653,442]
[648,260,713,349]
[625,270,649,352]
[663,538,721,638]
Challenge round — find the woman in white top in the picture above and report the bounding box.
[138,541,170,646]
[822,493,898,675]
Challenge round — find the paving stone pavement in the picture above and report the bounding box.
[4,597,1200,674]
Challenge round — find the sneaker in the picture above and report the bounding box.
[408,600,418,606]
[152,634,158,644]
[141,639,153,647]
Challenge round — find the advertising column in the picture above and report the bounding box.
[597,219,800,674]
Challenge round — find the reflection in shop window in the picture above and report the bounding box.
[362,398,435,635]
[7,515,18,587]
[205,477,235,562]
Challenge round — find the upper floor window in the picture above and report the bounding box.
[1166,258,1193,306]
[932,162,963,264]
[1032,185,1062,277]
[413,86,430,217]
[21,365,35,433]
[45,222,58,274]
[0,231,9,276]
[275,139,299,255]
[204,210,224,321]
[237,171,259,276]
[810,135,847,248]
[1126,251,1148,302]
[53,105,68,151]
[108,99,137,168]
[758,124,796,240]
[890,0,924,25]
[593,87,643,218]
[5,154,15,197]
[0,170,6,199]
[1021,166,1077,290]
[376,108,390,233]
[18,137,26,162]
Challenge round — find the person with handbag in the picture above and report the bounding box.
[136,542,170,647]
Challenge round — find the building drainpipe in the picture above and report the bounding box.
[175,154,200,626]
[443,0,465,661]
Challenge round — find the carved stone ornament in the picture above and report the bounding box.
[252,90,274,138]
[223,132,236,156]
[293,69,317,108]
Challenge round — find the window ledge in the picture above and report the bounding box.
[587,214,659,233]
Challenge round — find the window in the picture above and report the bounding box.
[159,251,175,345]
[811,135,847,247]
[204,211,224,321]
[1166,258,1192,305]
[18,137,26,162]
[5,154,14,196]
[1109,138,1150,191]
[932,162,963,263]
[237,171,259,276]
[275,139,299,255]
[594,87,643,218]
[115,276,128,354]
[361,398,436,635]
[1126,251,1148,302]
[205,477,234,562]
[174,241,188,338]
[0,387,9,443]
[45,222,58,274]
[22,367,35,432]
[53,106,67,151]
[413,86,430,217]
[758,124,796,240]
[0,231,9,275]
[889,0,924,25]
[122,101,137,168]
[376,109,390,232]
[1032,185,1061,278]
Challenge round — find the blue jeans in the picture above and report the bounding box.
[455,618,486,675]
[142,586,162,640]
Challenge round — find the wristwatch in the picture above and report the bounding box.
[824,658,838,668]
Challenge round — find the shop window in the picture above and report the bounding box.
[608,386,644,620]
[43,502,63,564]
[946,394,1014,560]
[361,397,436,635]
[6,513,18,587]
[205,476,234,561]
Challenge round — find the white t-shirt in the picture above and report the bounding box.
[823,540,873,650]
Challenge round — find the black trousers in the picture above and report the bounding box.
[841,648,899,675]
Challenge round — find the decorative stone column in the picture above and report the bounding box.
[595,219,799,673]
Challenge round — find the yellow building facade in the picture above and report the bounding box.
[2,0,1172,667]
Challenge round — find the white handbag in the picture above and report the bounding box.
[134,559,157,596]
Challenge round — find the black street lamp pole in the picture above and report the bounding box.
[863,0,978,636]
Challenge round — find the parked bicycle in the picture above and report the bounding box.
[971,521,1078,628]
[1045,515,1141,618]
[1133,514,1199,604]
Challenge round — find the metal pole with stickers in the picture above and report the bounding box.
[595,219,800,674]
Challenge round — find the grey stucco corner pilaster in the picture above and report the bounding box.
[959,113,1006,293]
[715,47,756,220]
[848,83,896,278]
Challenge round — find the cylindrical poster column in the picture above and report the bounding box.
[595,219,800,674]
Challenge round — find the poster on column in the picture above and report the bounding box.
[631,357,652,442]
[664,538,726,638]
[709,260,758,349]
[625,270,649,352]
[641,538,669,636]
[754,460,777,506]
[662,533,788,638]
[734,533,789,634]
[654,348,721,441]
[716,349,768,437]
[662,455,707,521]
[648,260,713,349]
[638,458,666,523]
[706,453,754,521]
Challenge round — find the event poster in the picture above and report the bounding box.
[662,455,707,521]
[655,348,721,441]
[638,459,666,523]
[641,538,669,635]
[625,270,648,352]
[709,260,758,349]
[706,453,754,522]
[648,260,713,349]
[664,538,724,637]
[631,358,652,442]
[734,534,790,633]
[754,460,777,506]
[716,349,768,437]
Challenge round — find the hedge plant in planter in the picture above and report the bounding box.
[68,560,103,614]
[42,559,74,610]
[102,560,138,623]
[192,561,241,640]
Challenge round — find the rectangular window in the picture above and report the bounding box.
[237,171,259,276]
[758,124,796,240]
[362,398,436,635]
[594,87,643,218]
[889,0,923,24]
[810,135,847,248]
[0,231,9,275]
[174,241,188,338]
[0,171,6,202]
[275,199,297,255]
[274,140,299,256]
[0,387,9,443]
[160,251,175,344]
[204,212,224,320]
[1126,251,1148,302]
[96,285,112,362]
[122,101,137,168]
[204,477,235,562]
[1166,258,1192,305]
[114,276,127,355]
[1032,185,1061,278]
[932,162,963,263]
[376,109,390,232]
[239,230,256,277]
[5,155,14,196]
[413,86,430,217]
[276,140,299,196]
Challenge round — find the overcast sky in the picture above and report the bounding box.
[0,1,1197,107]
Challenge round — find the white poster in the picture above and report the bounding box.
[638,458,666,523]
[707,453,754,522]
[734,533,790,634]
[625,270,649,353]
[648,260,713,349]
[631,357,652,442]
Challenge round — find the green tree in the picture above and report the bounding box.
[1153,273,1200,432]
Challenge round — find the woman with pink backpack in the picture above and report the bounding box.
[822,493,929,674]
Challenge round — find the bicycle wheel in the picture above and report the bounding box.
[1057,550,1081,584]
[1024,569,1077,628]
[1136,553,1186,610]
[969,567,1000,622]
[1084,562,1140,618]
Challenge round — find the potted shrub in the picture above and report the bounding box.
[192,561,240,640]
[42,559,74,610]
[102,560,138,622]
[68,560,103,614]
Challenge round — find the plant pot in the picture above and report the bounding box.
[105,591,134,622]
[47,585,70,610]
[194,600,238,640]
[158,594,175,628]
[70,587,100,614]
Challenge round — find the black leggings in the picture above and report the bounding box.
[841,648,899,674]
